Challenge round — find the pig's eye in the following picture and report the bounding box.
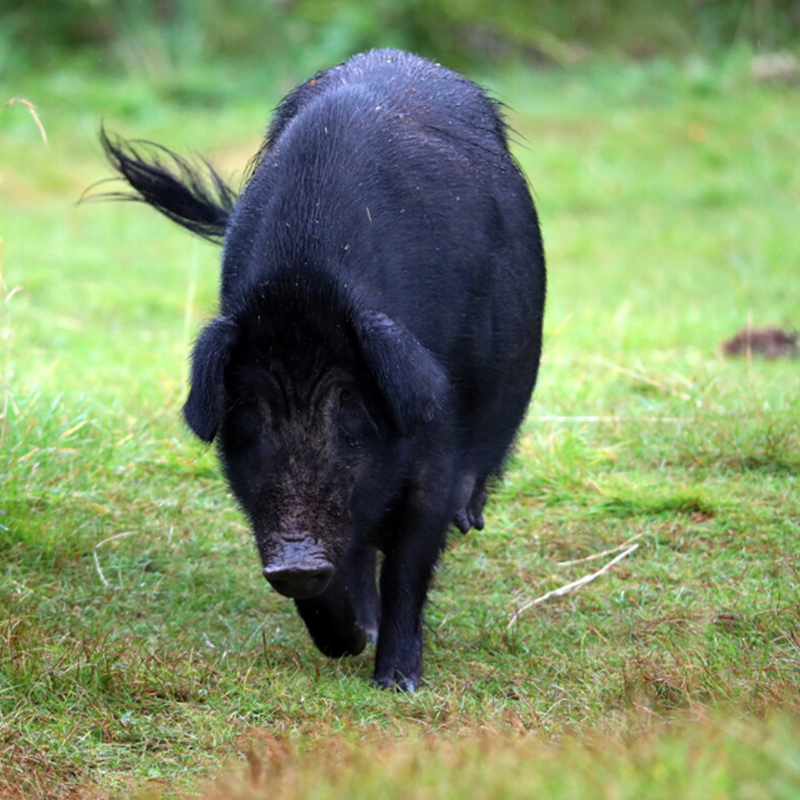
[337,389,372,444]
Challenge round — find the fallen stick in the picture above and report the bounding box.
[94,530,136,549]
[93,550,110,589]
[508,543,640,628]
[93,531,136,588]
[556,532,644,567]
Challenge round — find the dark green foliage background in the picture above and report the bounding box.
[3,0,800,78]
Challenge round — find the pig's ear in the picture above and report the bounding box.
[182,316,238,442]
[354,311,449,437]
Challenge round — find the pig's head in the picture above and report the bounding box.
[181,270,448,599]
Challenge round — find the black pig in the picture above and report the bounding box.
[100,49,546,690]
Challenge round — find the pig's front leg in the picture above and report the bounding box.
[294,538,379,658]
[373,480,451,692]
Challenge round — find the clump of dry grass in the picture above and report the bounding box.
[1,98,48,144]
[190,714,800,800]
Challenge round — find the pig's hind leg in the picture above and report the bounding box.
[294,539,379,658]
[452,472,488,534]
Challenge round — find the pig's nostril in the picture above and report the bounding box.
[263,561,334,599]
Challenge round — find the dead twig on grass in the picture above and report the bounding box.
[93,531,136,588]
[556,532,645,567]
[1,98,48,144]
[508,543,640,628]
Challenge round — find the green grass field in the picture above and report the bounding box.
[2,51,799,798]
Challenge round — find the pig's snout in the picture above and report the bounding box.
[262,536,334,599]
[263,561,334,598]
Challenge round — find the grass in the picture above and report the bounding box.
[1,50,799,798]
[201,715,800,799]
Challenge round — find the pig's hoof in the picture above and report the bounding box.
[373,670,419,692]
[453,508,471,534]
[468,509,485,531]
[313,625,368,658]
[453,482,487,533]
[467,485,487,531]
[363,624,379,646]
